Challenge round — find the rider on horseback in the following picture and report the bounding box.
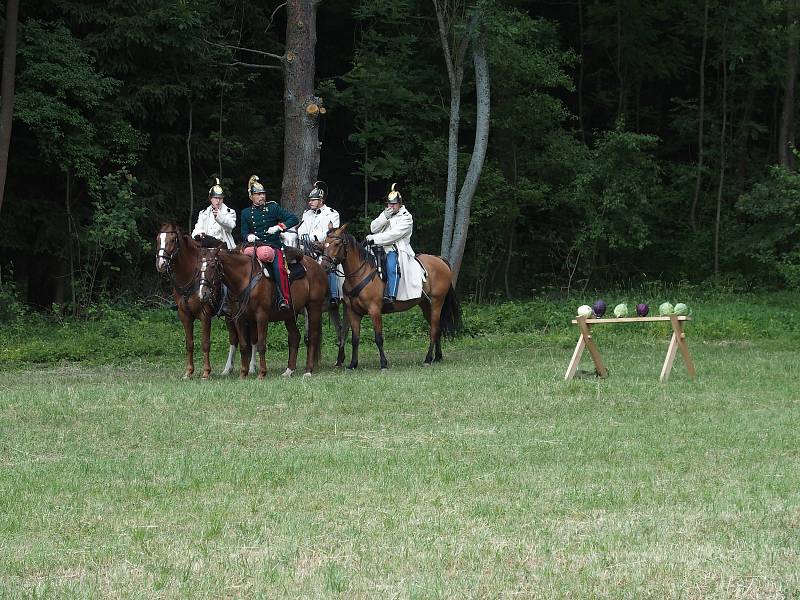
[241,175,299,311]
[365,183,415,306]
[297,181,342,307]
[192,178,236,249]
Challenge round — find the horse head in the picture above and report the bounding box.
[156,223,182,273]
[320,224,349,273]
[197,247,223,305]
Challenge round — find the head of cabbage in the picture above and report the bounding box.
[659,302,674,316]
[577,305,593,318]
[613,303,628,318]
[673,302,689,316]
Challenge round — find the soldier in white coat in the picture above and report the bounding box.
[365,183,425,305]
[191,178,236,249]
[297,181,342,306]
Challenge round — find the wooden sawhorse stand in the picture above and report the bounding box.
[564,315,696,382]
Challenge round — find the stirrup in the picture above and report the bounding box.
[278,299,291,311]
[383,295,394,306]
[329,297,340,307]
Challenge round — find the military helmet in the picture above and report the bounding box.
[248,175,266,196]
[308,180,326,201]
[387,182,402,204]
[208,177,224,198]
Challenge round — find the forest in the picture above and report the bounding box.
[1,0,799,313]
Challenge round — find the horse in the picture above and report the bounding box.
[320,224,462,370]
[155,223,254,378]
[200,246,328,378]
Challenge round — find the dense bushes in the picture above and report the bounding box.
[2,287,797,367]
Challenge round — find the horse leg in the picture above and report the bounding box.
[347,309,362,370]
[302,307,322,376]
[420,299,435,365]
[249,346,258,374]
[237,321,252,379]
[368,308,389,371]
[200,315,212,379]
[222,318,237,376]
[330,304,348,367]
[283,317,300,377]
[179,308,195,379]
[257,318,268,379]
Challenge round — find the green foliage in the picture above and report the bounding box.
[736,166,800,289]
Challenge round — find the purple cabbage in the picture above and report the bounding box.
[592,299,607,318]
[636,303,649,317]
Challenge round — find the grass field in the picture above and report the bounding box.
[1,292,799,598]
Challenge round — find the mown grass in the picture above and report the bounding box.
[1,291,799,598]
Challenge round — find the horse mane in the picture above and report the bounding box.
[342,231,376,268]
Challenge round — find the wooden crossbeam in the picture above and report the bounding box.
[564,315,695,382]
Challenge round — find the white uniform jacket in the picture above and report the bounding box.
[191,203,237,249]
[369,206,425,301]
[297,205,340,242]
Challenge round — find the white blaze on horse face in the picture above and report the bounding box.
[157,233,167,270]
[198,258,208,299]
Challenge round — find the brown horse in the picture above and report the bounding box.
[155,224,252,378]
[320,224,462,370]
[202,247,328,378]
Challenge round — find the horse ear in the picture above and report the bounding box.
[338,223,348,234]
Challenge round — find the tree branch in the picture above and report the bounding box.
[216,61,283,70]
[203,38,284,62]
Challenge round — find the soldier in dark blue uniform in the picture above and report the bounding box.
[241,175,299,311]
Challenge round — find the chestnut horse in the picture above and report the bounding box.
[320,224,462,370]
[202,248,328,378]
[155,224,254,378]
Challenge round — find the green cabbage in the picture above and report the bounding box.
[577,305,593,318]
[673,303,689,316]
[613,303,628,318]
[658,302,674,316]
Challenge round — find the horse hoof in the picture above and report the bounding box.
[183,373,193,380]
[302,372,312,379]
[421,361,432,367]
[258,374,266,380]
[221,369,231,376]
[282,368,294,378]
[381,368,389,373]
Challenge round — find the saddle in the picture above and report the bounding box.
[258,247,307,282]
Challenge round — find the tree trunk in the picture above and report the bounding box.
[779,0,798,169]
[280,0,323,217]
[0,0,20,216]
[714,43,728,278]
[434,0,471,259]
[577,0,586,144]
[690,0,710,231]
[363,144,369,218]
[186,101,194,231]
[448,17,491,284]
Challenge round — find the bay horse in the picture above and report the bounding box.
[320,224,462,370]
[201,247,328,378]
[155,223,254,378]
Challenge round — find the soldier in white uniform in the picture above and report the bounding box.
[297,181,342,307]
[365,183,424,306]
[191,178,237,249]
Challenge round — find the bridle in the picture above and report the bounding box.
[320,235,369,279]
[157,230,200,302]
[157,229,181,266]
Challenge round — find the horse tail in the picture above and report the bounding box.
[439,285,463,339]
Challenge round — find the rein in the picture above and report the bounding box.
[223,254,263,321]
[323,235,379,299]
[159,231,201,304]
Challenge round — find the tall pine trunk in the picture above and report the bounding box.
[690,0,709,231]
[779,0,798,169]
[0,0,20,215]
[280,0,324,216]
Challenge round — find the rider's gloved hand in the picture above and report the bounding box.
[267,225,282,234]
[247,234,258,243]
[383,207,394,218]
[365,235,375,245]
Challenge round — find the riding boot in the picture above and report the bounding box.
[270,259,290,311]
[327,271,340,307]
